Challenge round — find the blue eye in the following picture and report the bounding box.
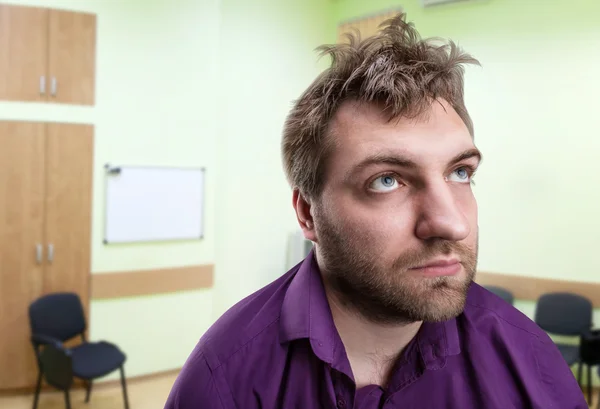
[382,176,395,186]
[448,167,472,183]
[370,175,399,191]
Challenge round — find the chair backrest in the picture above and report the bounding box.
[484,285,514,305]
[534,292,592,336]
[29,292,86,343]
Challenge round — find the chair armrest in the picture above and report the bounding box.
[38,343,74,390]
[31,334,70,354]
[581,328,600,340]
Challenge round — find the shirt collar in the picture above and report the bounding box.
[417,314,461,370]
[279,249,339,364]
[279,248,462,370]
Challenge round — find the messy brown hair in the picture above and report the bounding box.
[281,12,480,200]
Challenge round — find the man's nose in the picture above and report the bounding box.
[414,183,470,242]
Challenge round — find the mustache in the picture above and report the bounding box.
[391,240,475,270]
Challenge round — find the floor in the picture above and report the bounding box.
[0,372,598,409]
[0,371,178,409]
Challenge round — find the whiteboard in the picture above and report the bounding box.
[103,165,205,244]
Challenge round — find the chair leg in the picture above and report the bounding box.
[588,364,593,405]
[578,362,583,390]
[32,370,42,409]
[85,380,93,403]
[120,365,130,409]
[64,390,71,409]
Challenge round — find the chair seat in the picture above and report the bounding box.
[71,341,126,379]
[557,343,580,366]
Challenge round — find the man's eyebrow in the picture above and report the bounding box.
[345,148,483,180]
[344,153,418,181]
[448,148,482,167]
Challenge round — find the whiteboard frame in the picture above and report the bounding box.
[102,163,206,245]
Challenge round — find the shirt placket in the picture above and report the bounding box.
[330,368,355,409]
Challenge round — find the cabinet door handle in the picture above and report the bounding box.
[47,244,54,263]
[50,77,57,97]
[39,76,46,95]
[36,244,43,264]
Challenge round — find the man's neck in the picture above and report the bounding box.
[325,287,422,389]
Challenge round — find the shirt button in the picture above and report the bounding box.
[336,397,346,408]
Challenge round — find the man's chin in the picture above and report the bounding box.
[417,287,470,322]
[393,280,472,323]
[419,301,468,322]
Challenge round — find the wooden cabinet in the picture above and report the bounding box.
[0,121,93,390]
[0,6,48,103]
[0,4,96,105]
[44,124,94,297]
[0,122,45,391]
[48,9,96,105]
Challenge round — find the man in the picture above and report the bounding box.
[165,13,587,408]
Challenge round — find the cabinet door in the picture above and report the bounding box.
[0,5,49,102]
[0,122,46,389]
[48,10,96,105]
[44,123,93,321]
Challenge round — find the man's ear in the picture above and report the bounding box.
[292,189,317,242]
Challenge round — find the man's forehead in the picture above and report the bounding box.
[330,99,390,132]
[330,106,474,166]
[331,99,469,141]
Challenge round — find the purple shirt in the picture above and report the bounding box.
[165,252,587,408]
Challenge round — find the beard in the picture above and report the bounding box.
[314,211,478,326]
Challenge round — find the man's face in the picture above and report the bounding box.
[309,99,480,324]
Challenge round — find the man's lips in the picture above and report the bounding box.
[409,259,461,277]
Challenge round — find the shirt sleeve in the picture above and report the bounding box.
[164,352,225,409]
[533,334,588,409]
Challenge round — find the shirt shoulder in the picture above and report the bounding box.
[165,264,301,408]
[463,283,587,408]
[465,283,547,338]
[200,264,299,366]
[164,352,225,409]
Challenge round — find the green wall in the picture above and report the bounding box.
[2,0,331,382]
[213,0,333,318]
[335,0,599,38]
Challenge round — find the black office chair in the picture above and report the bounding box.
[29,292,130,409]
[534,292,592,401]
[484,285,514,305]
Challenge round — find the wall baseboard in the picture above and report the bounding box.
[94,367,181,389]
[476,271,600,307]
[91,264,214,299]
